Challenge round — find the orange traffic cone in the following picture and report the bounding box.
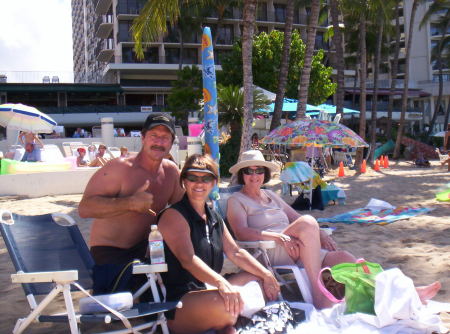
[360,159,367,173]
[384,155,389,168]
[374,159,380,171]
[338,161,345,177]
[379,155,385,167]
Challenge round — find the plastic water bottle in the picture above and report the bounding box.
[149,225,165,264]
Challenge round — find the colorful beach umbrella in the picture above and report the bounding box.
[201,27,219,199]
[261,119,368,148]
[0,103,57,134]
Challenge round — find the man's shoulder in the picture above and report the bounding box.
[161,158,180,173]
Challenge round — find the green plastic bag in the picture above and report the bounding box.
[319,260,383,315]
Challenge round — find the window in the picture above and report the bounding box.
[182,48,198,64]
[118,21,132,42]
[257,3,267,21]
[217,25,234,45]
[274,4,286,22]
[165,48,180,64]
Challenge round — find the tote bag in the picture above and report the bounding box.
[318,259,383,315]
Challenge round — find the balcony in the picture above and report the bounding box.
[96,39,115,62]
[94,0,112,15]
[95,14,113,38]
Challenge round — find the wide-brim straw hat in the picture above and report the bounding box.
[229,150,280,175]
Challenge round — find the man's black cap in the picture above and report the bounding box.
[142,113,175,137]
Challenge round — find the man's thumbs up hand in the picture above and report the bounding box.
[130,180,155,214]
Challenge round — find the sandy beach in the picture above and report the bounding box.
[0,160,449,333]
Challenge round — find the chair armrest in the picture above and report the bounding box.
[11,270,78,284]
[237,240,276,250]
[132,263,167,275]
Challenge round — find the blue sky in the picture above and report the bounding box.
[0,0,73,82]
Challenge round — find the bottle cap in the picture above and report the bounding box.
[151,225,157,231]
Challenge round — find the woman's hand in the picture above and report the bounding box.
[320,229,337,251]
[216,279,243,316]
[261,273,280,301]
[283,238,301,261]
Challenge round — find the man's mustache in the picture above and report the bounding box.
[150,145,166,151]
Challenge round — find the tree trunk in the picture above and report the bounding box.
[426,19,450,138]
[394,0,418,158]
[369,16,384,163]
[240,0,257,155]
[355,13,367,168]
[178,29,184,72]
[387,0,401,141]
[295,0,320,119]
[270,0,294,131]
[330,0,345,116]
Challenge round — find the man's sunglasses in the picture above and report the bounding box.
[185,173,216,183]
[242,167,266,175]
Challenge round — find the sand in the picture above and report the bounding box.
[0,160,449,333]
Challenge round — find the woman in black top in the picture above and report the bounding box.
[158,154,279,334]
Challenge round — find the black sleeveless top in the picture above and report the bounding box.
[159,194,225,302]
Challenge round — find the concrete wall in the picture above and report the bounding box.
[0,169,98,198]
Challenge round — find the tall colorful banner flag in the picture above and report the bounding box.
[201,27,220,199]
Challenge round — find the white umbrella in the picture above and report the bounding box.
[0,103,57,134]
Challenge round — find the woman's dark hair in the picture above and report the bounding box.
[180,153,219,187]
[237,166,271,185]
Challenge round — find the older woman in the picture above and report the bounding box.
[227,150,442,309]
[158,153,280,334]
[226,150,356,309]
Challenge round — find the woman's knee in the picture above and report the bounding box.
[323,250,356,267]
[291,215,319,236]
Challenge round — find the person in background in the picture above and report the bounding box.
[158,153,279,334]
[89,144,109,167]
[19,131,43,162]
[87,145,97,161]
[73,128,83,138]
[76,147,88,167]
[441,151,450,172]
[120,146,129,158]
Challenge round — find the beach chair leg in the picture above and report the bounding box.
[63,283,80,334]
[13,285,64,334]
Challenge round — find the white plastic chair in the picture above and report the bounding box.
[216,187,313,303]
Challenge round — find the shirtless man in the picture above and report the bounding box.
[78,113,184,293]
[19,131,44,162]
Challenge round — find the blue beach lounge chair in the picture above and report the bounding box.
[0,211,180,334]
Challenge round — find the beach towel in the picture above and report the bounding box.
[317,207,432,225]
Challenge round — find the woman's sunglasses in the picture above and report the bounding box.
[242,167,265,175]
[185,173,216,183]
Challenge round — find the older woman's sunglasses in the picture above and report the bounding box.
[185,173,215,183]
[242,167,265,175]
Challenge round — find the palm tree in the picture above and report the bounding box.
[131,0,208,59]
[270,0,295,131]
[341,0,369,167]
[240,0,257,155]
[218,85,271,132]
[329,0,345,116]
[386,0,402,141]
[393,0,420,158]
[421,0,450,138]
[296,0,321,119]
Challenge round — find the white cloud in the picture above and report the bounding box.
[0,0,73,81]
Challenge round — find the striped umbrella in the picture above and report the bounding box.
[0,103,57,134]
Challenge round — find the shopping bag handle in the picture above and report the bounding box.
[317,267,344,304]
